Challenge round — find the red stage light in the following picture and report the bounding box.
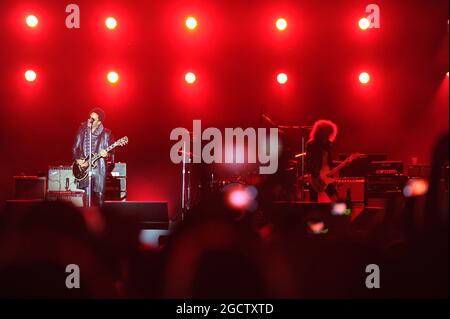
[359,72,370,84]
[185,72,196,84]
[105,17,118,30]
[25,14,39,28]
[358,17,370,30]
[185,16,198,30]
[276,18,287,31]
[24,70,37,82]
[107,71,119,84]
[447,71,449,77]
[277,73,288,84]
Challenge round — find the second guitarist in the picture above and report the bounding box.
[72,108,114,206]
[306,119,339,202]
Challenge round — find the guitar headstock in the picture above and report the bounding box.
[347,152,366,162]
[116,136,129,147]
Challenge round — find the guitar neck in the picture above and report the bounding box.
[90,142,119,162]
[329,159,351,176]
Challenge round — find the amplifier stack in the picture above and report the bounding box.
[365,160,406,207]
[105,162,127,201]
[11,163,127,207]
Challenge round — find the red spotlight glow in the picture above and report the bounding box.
[185,16,198,30]
[447,72,449,77]
[228,189,251,209]
[105,17,118,30]
[225,184,258,211]
[24,70,37,82]
[277,73,288,84]
[25,14,39,28]
[308,221,325,234]
[185,72,196,84]
[358,17,370,30]
[107,71,119,84]
[359,72,370,84]
[275,18,287,31]
[403,178,429,197]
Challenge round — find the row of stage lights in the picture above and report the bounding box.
[25,14,292,32]
[23,69,377,85]
[24,14,376,31]
[20,14,449,86]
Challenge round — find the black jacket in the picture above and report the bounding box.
[306,140,333,177]
[72,123,114,193]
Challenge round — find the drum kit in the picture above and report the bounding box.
[177,116,314,218]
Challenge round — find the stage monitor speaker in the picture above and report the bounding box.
[13,176,46,200]
[46,191,84,207]
[102,201,169,230]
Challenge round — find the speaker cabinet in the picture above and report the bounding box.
[13,176,47,200]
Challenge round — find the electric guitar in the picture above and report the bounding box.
[309,152,364,192]
[72,136,128,181]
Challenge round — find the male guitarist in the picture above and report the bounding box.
[72,108,114,206]
[306,119,339,202]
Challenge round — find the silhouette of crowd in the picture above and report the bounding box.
[0,134,447,298]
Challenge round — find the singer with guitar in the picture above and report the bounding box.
[72,108,114,207]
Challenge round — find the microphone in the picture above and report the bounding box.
[83,117,95,126]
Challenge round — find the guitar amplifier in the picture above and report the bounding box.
[336,177,365,203]
[339,153,388,177]
[365,174,408,207]
[48,165,81,192]
[408,164,431,178]
[110,162,126,177]
[14,176,47,200]
[368,161,404,175]
[46,191,84,207]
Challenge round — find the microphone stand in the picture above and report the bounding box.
[181,141,186,220]
[88,121,93,207]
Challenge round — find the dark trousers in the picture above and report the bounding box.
[309,183,338,202]
[82,189,104,207]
